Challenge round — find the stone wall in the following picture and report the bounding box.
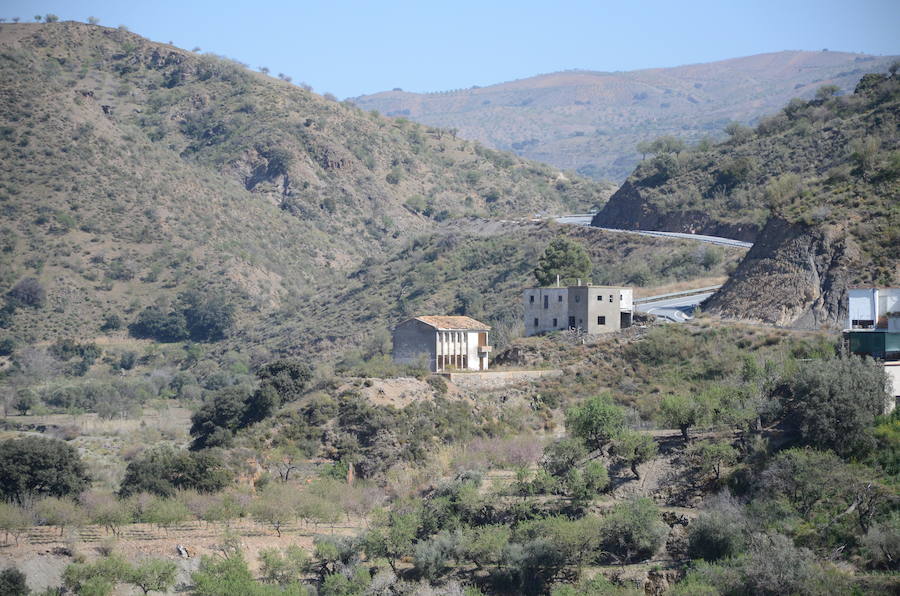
[442,369,562,390]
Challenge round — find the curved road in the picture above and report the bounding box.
[552,214,751,321]
[636,291,716,323]
[552,214,753,249]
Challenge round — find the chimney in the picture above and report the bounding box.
[556,274,560,287]
[577,279,581,286]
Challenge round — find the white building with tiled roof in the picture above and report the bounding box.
[392,316,492,372]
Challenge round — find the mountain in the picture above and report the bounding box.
[351,51,899,182]
[594,69,900,328]
[0,21,612,350]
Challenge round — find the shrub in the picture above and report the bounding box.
[0,337,15,356]
[129,307,188,342]
[778,355,889,458]
[7,277,45,308]
[687,492,749,561]
[258,545,310,585]
[599,498,667,564]
[100,313,123,331]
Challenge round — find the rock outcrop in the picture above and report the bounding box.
[703,218,858,329]
[593,181,760,242]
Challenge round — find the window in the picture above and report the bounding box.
[575,295,580,303]
[558,295,563,302]
[597,295,602,301]
[543,295,549,309]
[609,295,613,302]
[534,318,539,327]
[529,295,535,304]
[598,316,606,325]
[552,318,557,327]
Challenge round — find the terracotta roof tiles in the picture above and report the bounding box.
[413,316,491,330]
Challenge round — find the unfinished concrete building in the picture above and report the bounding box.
[392,316,492,372]
[523,284,633,336]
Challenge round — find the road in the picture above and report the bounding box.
[635,291,715,323]
[552,214,753,249]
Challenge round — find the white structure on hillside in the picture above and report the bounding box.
[848,287,900,329]
[523,283,633,336]
[392,316,492,372]
[845,287,900,413]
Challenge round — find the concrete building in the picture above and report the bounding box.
[392,316,492,372]
[844,288,900,412]
[523,284,633,336]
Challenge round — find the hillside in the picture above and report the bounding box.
[0,21,610,349]
[595,69,900,328]
[351,51,899,181]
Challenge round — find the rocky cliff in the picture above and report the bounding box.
[702,218,858,329]
[594,181,760,242]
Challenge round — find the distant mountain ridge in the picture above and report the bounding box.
[352,51,899,181]
[0,21,608,349]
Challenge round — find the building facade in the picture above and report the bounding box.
[844,287,900,412]
[392,316,492,372]
[523,285,633,336]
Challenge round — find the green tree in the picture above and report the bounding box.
[533,237,592,287]
[180,290,236,342]
[258,546,310,585]
[0,567,29,596]
[364,507,421,572]
[659,394,701,441]
[128,559,178,595]
[815,84,840,100]
[63,555,130,596]
[44,14,59,22]
[458,525,510,569]
[12,389,35,415]
[778,355,889,458]
[540,437,587,478]
[599,498,667,564]
[0,502,30,544]
[34,497,85,536]
[119,447,231,497]
[189,387,250,450]
[686,439,737,482]
[612,430,658,479]
[251,485,299,537]
[565,394,626,452]
[256,359,312,402]
[129,307,188,342]
[724,121,753,142]
[0,437,90,503]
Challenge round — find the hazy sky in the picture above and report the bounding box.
[4,1,899,98]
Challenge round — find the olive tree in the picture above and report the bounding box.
[565,394,626,452]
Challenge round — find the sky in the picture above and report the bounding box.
[3,1,899,98]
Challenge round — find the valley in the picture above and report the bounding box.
[0,16,897,596]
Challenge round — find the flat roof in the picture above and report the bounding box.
[524,285,631,290]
